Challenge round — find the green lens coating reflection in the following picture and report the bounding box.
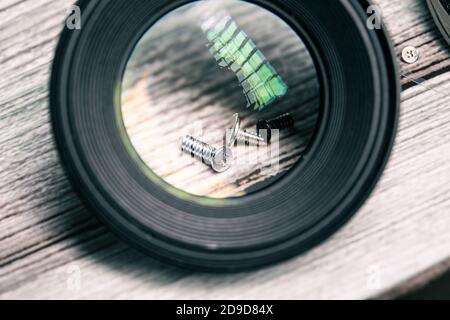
[202,14,288,111]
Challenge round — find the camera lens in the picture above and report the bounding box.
[51,0,399,270]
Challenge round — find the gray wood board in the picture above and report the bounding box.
[0,0,449,299]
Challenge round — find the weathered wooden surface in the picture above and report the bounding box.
[0,0,450,299]
[121,0,319,198]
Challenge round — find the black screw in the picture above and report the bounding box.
[257,113,295,142]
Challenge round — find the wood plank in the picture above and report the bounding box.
[0,0,449,299]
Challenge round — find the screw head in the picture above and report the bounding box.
[227,113,241,147]
[402,46,419,64]
[212,147,233,173]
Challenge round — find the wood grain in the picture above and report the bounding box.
[0,0,450,299]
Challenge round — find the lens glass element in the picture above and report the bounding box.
[120,0,321,199]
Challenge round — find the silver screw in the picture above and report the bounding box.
[402,46,419,64]
[181,135,233,173]
[227,113,266,147]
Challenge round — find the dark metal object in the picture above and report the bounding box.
[257,113,295,142]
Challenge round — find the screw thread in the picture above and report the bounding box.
[181,135,216,165]
[267,113,294,129]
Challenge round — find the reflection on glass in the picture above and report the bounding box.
[120,0,321,199]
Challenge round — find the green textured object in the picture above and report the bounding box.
[202,15,288,111]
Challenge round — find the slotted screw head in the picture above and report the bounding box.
[211,147,233,173]
[228,113,241,147]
